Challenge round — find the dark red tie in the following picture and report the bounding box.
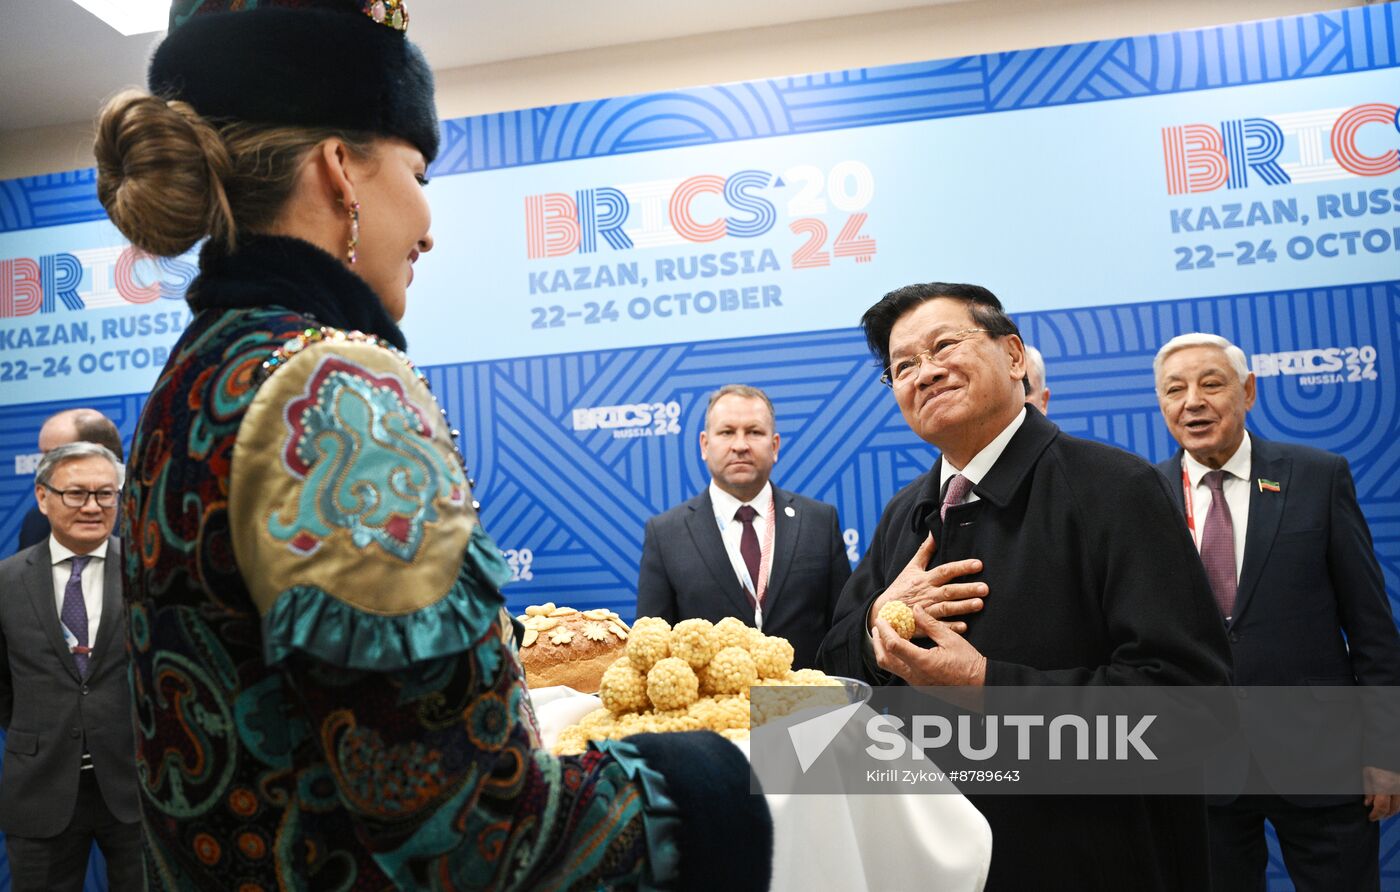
[1200,470,1238,619]
[735,505,761,599]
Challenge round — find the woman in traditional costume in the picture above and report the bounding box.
[97,2,770,888]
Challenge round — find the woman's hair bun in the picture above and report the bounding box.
[94,90,235,256]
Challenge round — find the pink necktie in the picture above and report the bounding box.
[1200,470,1238,619]
[942,474,972,521]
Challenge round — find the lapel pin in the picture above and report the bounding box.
[1257,478,1281,493]
[785,506,795,517]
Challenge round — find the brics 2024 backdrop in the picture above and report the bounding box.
[1,9,1396,628]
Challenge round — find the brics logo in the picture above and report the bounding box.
[1162,102,1398,194]
[524,171,780,259]
[571,401,683,440]
[1252,345,1377,386]
[2,246,196,319]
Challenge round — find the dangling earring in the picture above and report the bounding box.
[346,200,361,264]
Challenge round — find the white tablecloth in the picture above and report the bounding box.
[532,687,992,892]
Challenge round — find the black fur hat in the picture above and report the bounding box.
[149,0,439,161]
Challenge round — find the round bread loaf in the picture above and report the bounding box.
[518,604,630,692]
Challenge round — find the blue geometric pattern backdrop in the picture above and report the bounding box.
[1,6,1398,891]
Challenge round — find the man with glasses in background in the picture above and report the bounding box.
[816,282,1231,891]
[17,409,125,551]
[0,442,142,891]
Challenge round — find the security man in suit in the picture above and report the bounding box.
[0,442,142,891]
[637,384,851,668]
[1153,331,1400,891]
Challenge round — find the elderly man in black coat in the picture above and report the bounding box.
[817,282,1232,891]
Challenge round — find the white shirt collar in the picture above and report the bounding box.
[49,535,108,565]
[710,480,774,526]
[1182,432,1252,487]
[939,406,1028,491]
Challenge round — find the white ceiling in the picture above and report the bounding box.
[0,0,968,134]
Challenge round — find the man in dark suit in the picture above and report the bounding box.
[17,409,125,551]
[817,283,1232,891]
[0,442,142,891]
[637,384,851,669]
[1153,332,1400,891]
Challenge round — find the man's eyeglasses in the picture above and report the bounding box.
[880,329,992,387]
[42,484,119,509]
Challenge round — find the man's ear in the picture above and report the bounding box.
[699,430,710,462]
[35,484,50,517]
[1006,334,1027,381]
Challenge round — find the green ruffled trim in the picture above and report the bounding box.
[467,521,514,591]
[262,523,514,671]
[591,739,683,892]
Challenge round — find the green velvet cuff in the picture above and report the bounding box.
[262,523,514,670]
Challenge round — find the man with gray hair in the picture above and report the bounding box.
[637,384,851,668]
[1153,331,1400,891]
[18,409,125,551]
[0,442,142,891]
[1022,344,1050,413]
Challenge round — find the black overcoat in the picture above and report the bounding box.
[820,407,1233,891]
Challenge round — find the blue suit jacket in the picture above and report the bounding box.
[1158,437,1400,800]
[1157,437,1400,685]
[636,485,851,669]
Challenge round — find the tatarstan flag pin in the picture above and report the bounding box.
[1258,479,1281,493]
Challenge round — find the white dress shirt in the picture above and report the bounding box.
[871,408,1028,636]
[1180,432,1251,584]
[49,536,107,651]
[710,480,774,600]
[939,407,1028,497]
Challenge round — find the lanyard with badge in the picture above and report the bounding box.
[1181,465,1198,535]
[61,622,92,659]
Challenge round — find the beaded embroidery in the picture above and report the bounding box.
[361,0,409,31]
[259,325,479,506]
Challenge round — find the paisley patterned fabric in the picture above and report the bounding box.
[122,298,670,890]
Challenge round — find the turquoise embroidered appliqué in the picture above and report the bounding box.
[270,355,466,562]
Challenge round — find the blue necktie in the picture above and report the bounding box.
[61,556,91,677]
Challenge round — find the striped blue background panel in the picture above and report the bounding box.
[3,282,1392,621]
[1,4,1396,235]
